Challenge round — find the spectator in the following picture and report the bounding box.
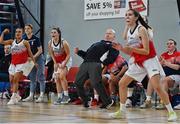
[0,45,11,82]
[22,24,46,103]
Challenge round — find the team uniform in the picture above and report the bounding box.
[108,55,127,75]
[51,39,72,73]
[8,40,34,76]
[161,51,180,84]
[125,24,165,82]
[105,55,128,79]
[50,39,72,104]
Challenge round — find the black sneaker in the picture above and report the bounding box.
[100,100,114,109]
[83,101,91,108]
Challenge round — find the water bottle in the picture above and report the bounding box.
[50,92,55,103]
[48,92,52,103]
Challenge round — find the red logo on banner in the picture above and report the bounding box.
[129,0,146,12]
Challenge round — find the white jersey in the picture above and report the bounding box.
[51,39,66,57]
[50,39,67,63]
[127,24,153,47]
[11,39,28,65]
[11,39,27,55]
[147,28,153,40]
[127,24,141,48]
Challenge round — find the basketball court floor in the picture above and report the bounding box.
[0,99,179,123]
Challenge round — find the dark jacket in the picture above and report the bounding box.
[77,40,119,65]
[0,54,11,73]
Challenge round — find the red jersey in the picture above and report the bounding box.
[51,40,67,63]
[107,55,127,75]
[161,51,180,64]
[11,40,28,65]
[132,40,156,66]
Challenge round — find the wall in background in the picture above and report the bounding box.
[24,0,180,66]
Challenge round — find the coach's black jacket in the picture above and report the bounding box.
[77,40,119,66]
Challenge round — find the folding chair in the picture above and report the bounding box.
[66,66,79,101]
[66,66,79,84]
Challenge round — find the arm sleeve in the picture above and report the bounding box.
[77,50,86,59]
[103,48,119,66]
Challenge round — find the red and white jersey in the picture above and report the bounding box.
[161,51,180,64]
[127,24,156,66]
[107,55,127,75]
[11,39,28,65]
[51,40,66,63]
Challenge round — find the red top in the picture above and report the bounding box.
[54,52,67,63]
[161,51,180,64]
[107,55,127,74]
[131,40,156,66]
[11,40,28,65]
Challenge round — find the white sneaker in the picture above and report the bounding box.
[22,96,33,102]
[7,96,18,105]
[35,96,45,103]
[174,104,180,110]
[168,111,177,122]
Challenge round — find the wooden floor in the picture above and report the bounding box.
[0,99,179,124]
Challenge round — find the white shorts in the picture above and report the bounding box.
[9,60,35,76]
[125,56,166,82]
[169,75,180,85]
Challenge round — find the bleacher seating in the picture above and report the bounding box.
[0,0,18,39]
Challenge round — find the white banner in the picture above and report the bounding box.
[84,0,148,20]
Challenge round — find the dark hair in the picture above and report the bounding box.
[168,39,177,46]
[168,39,177,51]
[128,9,152,29]
[16,27,24,32]
[52,27,62,47]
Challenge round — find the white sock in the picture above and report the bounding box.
[29,92,34,98]
[58,93,63,98]
[94,94,99,101]
[63,91,69,96]
[165,103,174,113]
[40,92,44,97]
[146,96,151,101]
[120,103,126,112]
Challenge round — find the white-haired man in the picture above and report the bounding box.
[74,28,119,109]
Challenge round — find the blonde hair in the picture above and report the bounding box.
[25,24,33,29]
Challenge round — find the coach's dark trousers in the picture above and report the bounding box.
[75,62,112,106]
